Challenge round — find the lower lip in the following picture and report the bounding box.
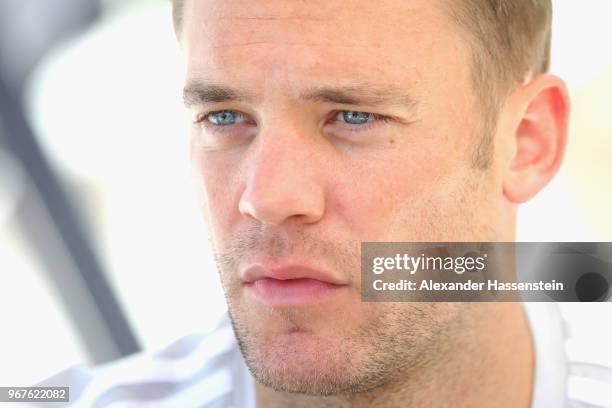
[245,278,347,307]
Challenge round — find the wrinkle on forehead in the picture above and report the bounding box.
[204,0,334,19]
[217,15,329,22]
[205,14,331,47]
[185,0,434,49]
[208,41,386,50]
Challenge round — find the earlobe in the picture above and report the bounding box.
[503,74,570,204]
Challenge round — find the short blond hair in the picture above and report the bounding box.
[445,0,552,168]
[448,0,552,104]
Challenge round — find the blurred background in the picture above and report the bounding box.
[0,0,611,388]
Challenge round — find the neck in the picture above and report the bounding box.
[255,303,534,408]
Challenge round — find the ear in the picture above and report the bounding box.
[502,74,570,203]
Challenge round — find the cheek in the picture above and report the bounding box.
[332,138,459,240]
[190,145,244,241]
[340,132,496,242]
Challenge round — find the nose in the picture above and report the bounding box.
[238,134,326,226]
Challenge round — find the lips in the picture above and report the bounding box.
[242,264,347,285]
[241,264,349,307]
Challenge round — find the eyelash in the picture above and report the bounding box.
[193,110,392,131]
[328,111,392,132]
[193,111,248,126]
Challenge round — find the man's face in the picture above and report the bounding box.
[183,0,507,395]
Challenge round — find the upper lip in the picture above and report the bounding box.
[241,263,348,285]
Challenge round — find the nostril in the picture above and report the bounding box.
[238,186,325,226]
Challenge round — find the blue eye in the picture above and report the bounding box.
[338,111,374,125]
[207,110,246,126]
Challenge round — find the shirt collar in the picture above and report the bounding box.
[523,302,568,407]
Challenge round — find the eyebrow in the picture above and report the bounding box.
[299,86,418,109]
[183,82,418,110]
[183,83,255,106]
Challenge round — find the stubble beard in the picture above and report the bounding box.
[213,228,466,396]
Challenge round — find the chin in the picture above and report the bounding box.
[237,325,384,396]
[248,349,360,396]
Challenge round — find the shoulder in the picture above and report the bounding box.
[31,314,254,408]
[560,304,612,408]
[524,303,612,408]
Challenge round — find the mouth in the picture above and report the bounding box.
[241,264,349,307]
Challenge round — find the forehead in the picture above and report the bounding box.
[181,0,468,98]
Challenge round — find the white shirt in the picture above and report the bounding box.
[32,303,612,407]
